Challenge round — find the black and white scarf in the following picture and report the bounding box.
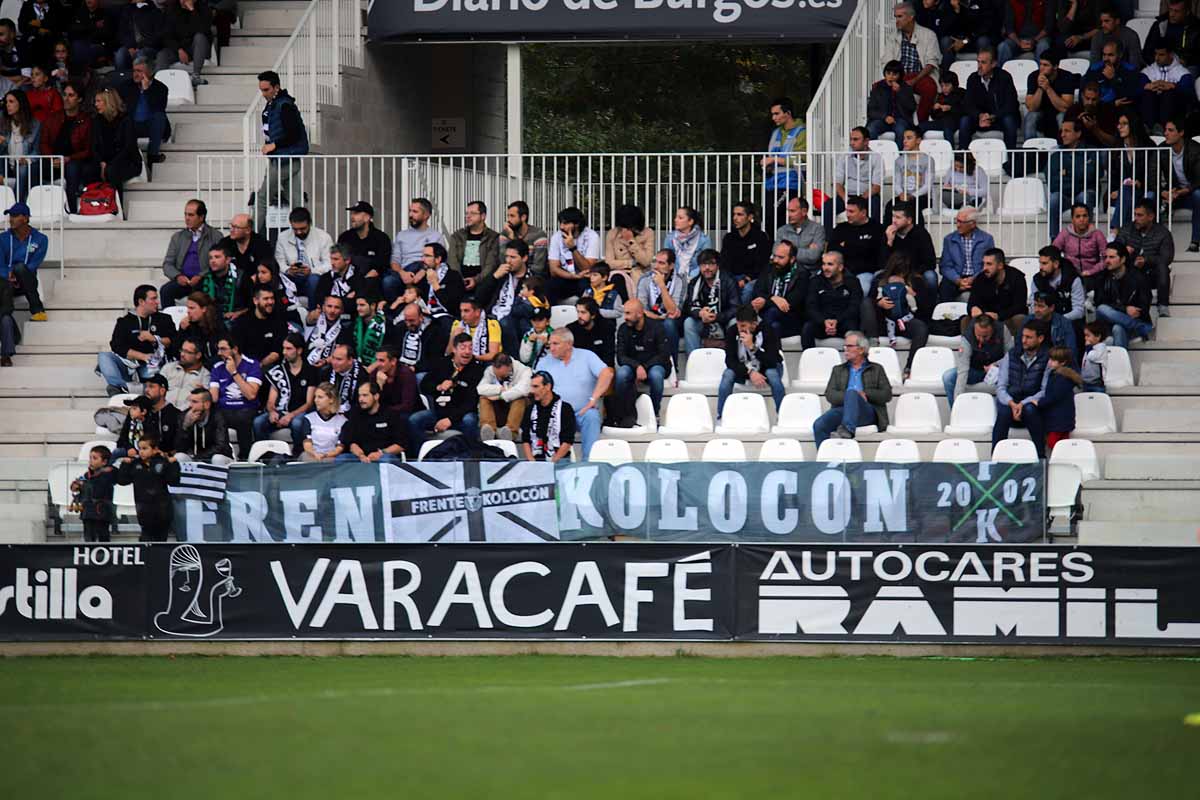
[306,314,343,366]
[528,396,563,459]
[330,360,362,414]
[737,330,764,375]
[462,312,492,357]
[398,318,428,367]
[426,265,450,316]
[266,362,294,414]
[330,263,357,298]
[492,272,522,320]
[647,273,680,315]
[688,276,723,339]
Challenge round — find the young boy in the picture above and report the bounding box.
[519,307,554,368]
[115,396,151,461]
[920,71,965,143]
[71,446,117,543]
[115,433,180,542]
[1080,320,1109,393]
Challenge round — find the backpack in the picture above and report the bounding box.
[79,182,118,215]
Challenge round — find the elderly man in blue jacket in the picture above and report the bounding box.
[938,206,994,302]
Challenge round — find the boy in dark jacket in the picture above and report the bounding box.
[867,60,918,142]
[1036,346,1082,455]
[72,445,117,543]
[920,71,966,143]
[115,433,180,542]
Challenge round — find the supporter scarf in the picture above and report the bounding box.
[671,227,702,279]
[266,362,293,414]
[399,318,428,366]
[492,273,521,319]
[354,311,387,360]
[277,271,299,309]
[426,265,450,315]
[585,282,615,309]
[737,330,764,375]
[689,276,722,338]
[465,313,491,357]
[528,395,563,459]
[330,263,357,298]
[332,360,361,412]
[201,266,238,314]
[647,273,679,315]
[306,314,343,366]
[771,264,797,299]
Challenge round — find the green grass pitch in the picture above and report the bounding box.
[1,655,1198,798]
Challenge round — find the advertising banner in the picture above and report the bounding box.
[367,0,854,43]
[3,545,1200,645]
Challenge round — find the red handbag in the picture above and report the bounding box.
[78,182,119,215]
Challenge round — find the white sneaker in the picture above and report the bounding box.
[480,424,496,441]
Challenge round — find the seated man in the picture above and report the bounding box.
[114,376,180,461]
[521,370,576,463]
[161,199,222,309]
[942,313,1005,406]
[384,198,446,304]
[97,284,175,396]
[232,285,287,369]
[813,331,893,446]
[1094,242,1153,347]
[1163,116,1200,252]
[305,295,350,368]
[350,294,388,363]
[0,203,48,322]
[1064,80,1119,147]
[320,343,363,415]
[539,329,614,460]
[1140,44,1194,131]
[1089,8,1145,69]
[682,249,738,357]
[366,345,419,420]
[717,305,785,422]
[115,0,167,71]
[802,251,862,349]
[391,301,445,387]
[275,207,333,309]
[70,0,118,70]
[774,195,824,274]
[173,386,233,465]
[447,200,501,290]
[547,206,600,303]
[409,333,484,453]
[1032,245,1086,330]
[160,339,210,408]
[253,332,317,453]
[719,201,772,303]
[998,0,1053,64]
[1141,0,1200,67]
[499,200,550,276]
[751,241,807,340]
[310,245,363,323]
[335,381,405,463]
[567,297,615,366]
[476,238,534,357]
[958,47,1019,150]
[991,320,1052,459]
[118,58,171,172]
[1046,119,1096,240]
[880,201,936,284]
[1084,40,1142,108]
[938,207,994,302]
[1024,50,1078,142]
[1117,199,1175,317]
[829,195,886,294]
[209,334,262,457]
[401,242,464,334]
[337,200,392,279]
[637,249,684,365]
[967,248,1028,340]
[448,297,502,362]
[866,61,917,142]
[614,299,671,417]
[1029,290,1078,356]
[477,353,531,441]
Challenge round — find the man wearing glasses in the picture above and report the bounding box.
[812,331,893,446]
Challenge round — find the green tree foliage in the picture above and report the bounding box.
[523,43,813,153]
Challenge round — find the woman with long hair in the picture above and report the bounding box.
[25,65,63,125]
[605,203,655,285]
[175,291,227,365]
[0,90,42,202]
[1107,111,1165,231]
[90,88,142,215]
[862,251,935,377]
[664,205,713,281]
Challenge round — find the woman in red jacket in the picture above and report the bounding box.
[24,65,63,125]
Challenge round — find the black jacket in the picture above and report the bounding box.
[719,226,772,279]
[567,317,616,366]
[336,225,392,274]
[91,113,141,184]
[117,77,169,117]
[109,310,175,359]
[313,267,365,309]
[418,267,466,318]
[806,275,863,328]
[474,268,529,314]
[233,310,289,363]
[218,233,277,278]
[829,220,885,277]
[682,272,739,330]
[117,2,167,50]
[115,455,179,514]
[881,225,937,276]
[963,69,1020,119]
[866,80,917,125]
[70,3,117,49]
[616,318,671,371]
[968,268,1028,321]
[387,319,447,373]
[164,1,213,51]
[420,356,485,423]
[116,404,181,455]
[754,263,809,313]
[1143,13,1200,66]
[174,409,233,461]
[338,408,404,454]
[1095,267,1152,319]
[75,466,117,523]
[724,326,782,382]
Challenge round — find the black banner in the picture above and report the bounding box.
[367,0,854,43]
[4,544,1200,646]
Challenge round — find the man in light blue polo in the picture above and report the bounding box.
[538,328,614,460]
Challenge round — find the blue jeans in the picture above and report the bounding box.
[737,279,757,305]
[500,299,533,356]
[1175,188,1200,244]
[992,401,1047,459]
[0,313,15,357]
[958,112,1019,151]
[1048,190,1095,240]
[813,390,877,447]
[252,411,307,453]
[407,410,480,456]
[762,304,804,340]
[1096,304,1153,348]
[717,367,785,418]
[866,117,909,143]
[657,317,680,368]
[576,407,600,460]
[682,316,712,356]
[615,363,667,416]
[381,270,404,304]
[96,351,155,391]
[334,452,402,464]
[114,47,170,72]
[943,365,984,407]
[133,112,170,156]
[997,37,1050,65]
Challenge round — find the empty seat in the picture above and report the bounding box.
[1058,58,1090,76]
[701,438,748,462]
[158,68,195,106]
[919,138,954,178]
[867,139,899,180]
[589,439,634,465]
[968,138,1007,174]
[867,346,903,387]
[78,439,116,462]
[793,346,842,389]
[1046,461,1083,527]
[27,184,65,223]
[888,392,943,434]
[949,59,977,88]
[772,393,823,436]
[1009,257,1039,275]
[601,394,658,438]
[929,302,968,346]
[905,346,955,390]
[874,438,922,463]
[933,438,979,463]
[815,438,862,463]
[107,393,138,408]
[998,177,1046,220]
[758,438,807,461]
[1104,346,1135,389]
[164,309,189,334]
[658,393,714,435]
[1074,393,1117,435]
[991,438,1039,463]
[644,438,691,463]
[1021,137,1059,151]
[1049,438,1100,481]
[247,440,292,463]
[714,393,770,435]
[944,391,997,435]
[1003,58,1039,101]
[1126,17,1154,46]
[550,304,578,329]
[678,347,726,390]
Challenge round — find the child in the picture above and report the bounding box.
[519,307,554,368]
[921,71,965,143]
[879,274,916,347]
[582,261,627,320]
[520,275,550,313]
[1037,346,1083,456]
[115,395,150,461]
[1080,320,1109,393]
[115,434,180,543]
[71,446,117,543]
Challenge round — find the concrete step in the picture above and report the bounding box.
[1122,409,1200,433]
[19,322,109,348]
[1103,453,1200,480]
[50,279,154,307]
[1077,521,1200,547]
[241,3,310,29]
[1137,363,1200,386]
[196,82,255,106]
[172,122,243,145]
[1153,318,1200,340]
[8,353,103,368]
[1082,482,1200,522]
[0,411,98,436]
[207,47,279,68]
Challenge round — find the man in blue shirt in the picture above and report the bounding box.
[209,333,263,460]
[0,203,49,337]
[538,329,614,460]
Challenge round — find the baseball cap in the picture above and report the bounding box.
[4,202,30,217]
[531,307,551,321]
[346,201,375,216]
[145,374,168,389]
[124,396,154,411]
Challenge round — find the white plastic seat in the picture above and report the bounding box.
[658,392,714,435]
[874,438,922,463]
[1003,58,1039,101]
[107,393,138,408]
[490,440,519,459]
[1021,137,1059,151]
[0,184,15,217]
[932,437,979,463]
[47,462,85,517]
[758,438,807,462]
[644,438,691,463]
[1074,393,1117,435]
[998,177,1046,221]
[888,392,943,434]
[949,59,977,88]
[247,440,292,463]
[867,139,899,180]
[1127,17,1155,46]
[701,438,748,462]
[550,304,578,329]
[678,347,726,390]
[601,394,658,438]
[1104,346,1135,388]
[158,68,196,106]
[905,346,956,390]
[1150,134,1166,146]
[588,439,634,465]
[867,346,903,387]
[991,438,1039,463]
[919,138,954,178]
[815,438,862,463]
[1058,58,1090,76]
[1047,462,1083,526]
[1009,257,1039,275]
[929,302,968,346]
[714,393,770,435]
[418,439,448,461]
[968,138,1007,174]
[1049,438,1100,481]
[793,346,842,389]
[27,184,65,223]
[772,393,823,436]
[78,439,116,462]
[944,391,997,435]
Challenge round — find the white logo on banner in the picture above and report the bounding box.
[153,545,242,637]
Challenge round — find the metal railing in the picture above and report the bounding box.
[198,147,1173,258]
[2,156,66,277]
